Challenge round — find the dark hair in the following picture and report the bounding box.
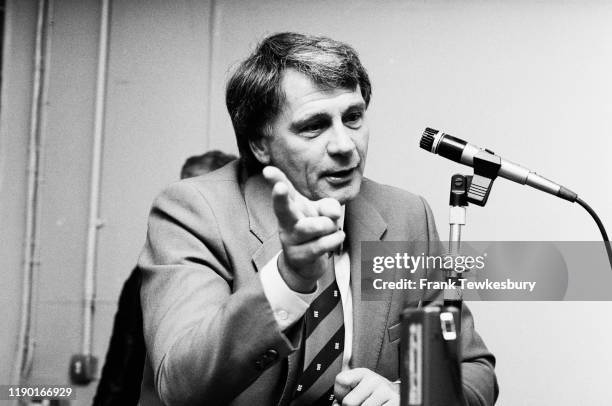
[180,150,237,179]
[226,32,372,174]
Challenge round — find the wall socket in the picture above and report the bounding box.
[69,354,98,384]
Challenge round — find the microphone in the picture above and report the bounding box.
[419,127,578,202]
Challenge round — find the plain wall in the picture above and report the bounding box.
[1,0,214,403]
[1,1,611,405]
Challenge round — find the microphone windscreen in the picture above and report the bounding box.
[420,127,438,152]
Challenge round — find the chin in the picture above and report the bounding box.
[326,183,361,204]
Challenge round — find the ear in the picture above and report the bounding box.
[249,136,271,165]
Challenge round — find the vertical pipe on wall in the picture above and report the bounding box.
[12,0,48,388]
[82,0,110,357]
[205,0,218,150]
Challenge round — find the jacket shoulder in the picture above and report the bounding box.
[146,160,247,253]
[151,160,244,215]
[181,159,242,195]
[359,178,439,242]
[360,177,428,213]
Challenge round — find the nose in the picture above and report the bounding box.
[327,122,356,156]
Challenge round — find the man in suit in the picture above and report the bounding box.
[139,32,498,405]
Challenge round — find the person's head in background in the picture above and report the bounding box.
[180,150,237,180]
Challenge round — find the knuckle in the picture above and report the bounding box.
[293,219,308,234]
[322,216,336,229]
[283,247,296,261]
[292,249,307,263]
[280,231,297,246]
[307,218,325,233]
[315,218,334,235]
[306,244,319,258]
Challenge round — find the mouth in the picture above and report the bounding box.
[323,166,358,185]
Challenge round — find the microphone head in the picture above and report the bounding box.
[419,127,439,152]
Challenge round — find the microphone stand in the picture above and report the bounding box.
[444,175,468,325]
[399,156,501,406]
[443,155,501,334]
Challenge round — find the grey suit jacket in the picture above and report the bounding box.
[139,161,498,405]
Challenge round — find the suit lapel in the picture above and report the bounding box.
[244,173,277,245]
[243,174,301,406]
[346,192,390,371]
[244,173,288,275]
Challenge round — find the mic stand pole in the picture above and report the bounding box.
[443,153,501,333]
[444,175,469,333]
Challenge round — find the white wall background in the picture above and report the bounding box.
[2,1,611,405]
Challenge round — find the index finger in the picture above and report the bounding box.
[272,181,303,230]
[263,166,297,199]
[263,165,319,218]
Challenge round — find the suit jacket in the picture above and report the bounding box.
[139,161,498,406]
[93,267,145,406]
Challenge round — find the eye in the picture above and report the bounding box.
[297,119,328,138]
[301,123,324,134]
[344,111,363,128]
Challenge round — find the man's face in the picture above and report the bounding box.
[254,69,369,204]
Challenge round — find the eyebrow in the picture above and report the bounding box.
[290,113,329,132]
[343,101,367,114]
[290,101,366,132]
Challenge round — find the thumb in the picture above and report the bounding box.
[334,368,367,401]
[316,197,342,224]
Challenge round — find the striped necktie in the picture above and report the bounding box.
[292,255,344,406]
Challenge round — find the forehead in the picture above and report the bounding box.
[278,69,364,119]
